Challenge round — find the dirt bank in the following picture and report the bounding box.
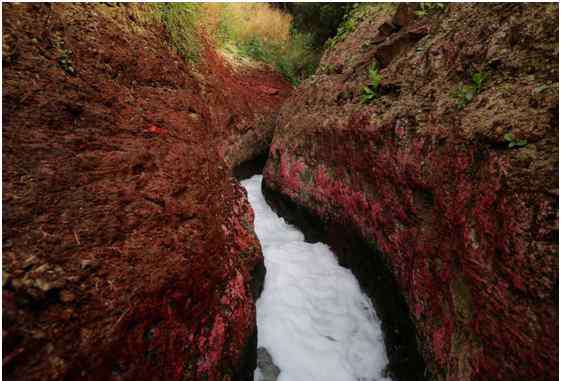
[2,3,290,380]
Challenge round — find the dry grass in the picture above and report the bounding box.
[217,3,292,45]
[101,3,318,83]
[201,3,317,84]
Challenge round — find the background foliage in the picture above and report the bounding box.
[133,3,359,85]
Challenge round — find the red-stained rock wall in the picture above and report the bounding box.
[2,4,289,380]
[264,4,558,380]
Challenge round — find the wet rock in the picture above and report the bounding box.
[264,3,558,381]
[256,347,280,381]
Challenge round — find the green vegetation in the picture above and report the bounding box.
[366,238,378,251]
[325,7,362,50]
[51,34,76,74]
[360,63,382,104]
[281,3,354,48]
[227,32,318,86]
[325,4,397,50]
[471,71,486,93]
[128,3,317,82]
[451,71,487,109]
[504,133,528,148]
[133,3,388,84]
[207,3,320,85]
[451,86,474,109]
[318,63,337,75]
[415,3,446,17]
[58,47,75,75]
[152,3,200,63]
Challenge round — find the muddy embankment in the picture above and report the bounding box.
[264,3,558,381]
[3,3,289,380]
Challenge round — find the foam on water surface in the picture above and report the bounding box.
[241,175,390,381]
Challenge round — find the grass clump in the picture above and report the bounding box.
[213,3,292,45]
[240,32,318,85]
[360,63,382,104]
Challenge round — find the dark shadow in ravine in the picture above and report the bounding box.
[232,152,268,381]
[233,152,269,181]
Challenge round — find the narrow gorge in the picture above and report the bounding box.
[2,3,558,381]
[244,174,391,381]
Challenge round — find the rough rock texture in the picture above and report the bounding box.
[2,3,289,380]
[264,4,558,381]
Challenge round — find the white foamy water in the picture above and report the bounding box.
[241,175,390,381]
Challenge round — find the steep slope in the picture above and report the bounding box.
[264,4,558,380]
[2,3,290,380]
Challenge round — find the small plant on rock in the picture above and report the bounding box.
[504,132,527,148]
[451,71,487,109]
[360,63,382,104]
[471,71,487,93]
[415,3,446,17]
[58,48,75,75]
[451,85,475,109]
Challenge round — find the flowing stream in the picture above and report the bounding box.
[241,175,390,381]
